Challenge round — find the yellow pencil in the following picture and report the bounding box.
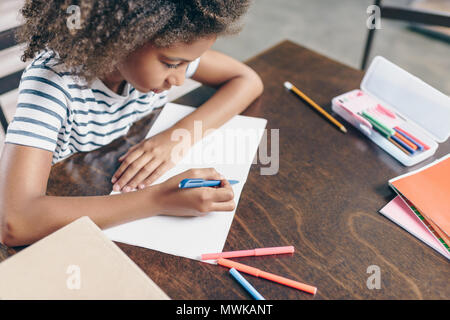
[284,81,347,133]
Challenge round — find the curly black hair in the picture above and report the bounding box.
[17,0,251,82]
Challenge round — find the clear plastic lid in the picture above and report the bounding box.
[361,56,450,143]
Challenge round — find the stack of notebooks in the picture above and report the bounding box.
[380,154,450,260]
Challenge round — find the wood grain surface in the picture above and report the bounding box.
[1,40,448,299]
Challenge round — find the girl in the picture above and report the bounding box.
[0,0,263,246]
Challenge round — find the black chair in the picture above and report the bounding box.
[0,26,23,133]
[362,0,450,70]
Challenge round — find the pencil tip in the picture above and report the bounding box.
[341,127,347,133]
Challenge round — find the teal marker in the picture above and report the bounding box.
[229,268,265,300]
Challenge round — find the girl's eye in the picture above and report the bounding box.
[164,62,181,69]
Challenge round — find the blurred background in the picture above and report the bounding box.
[1,0,449,153]
[212,0,450,93]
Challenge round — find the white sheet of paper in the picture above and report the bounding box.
[103,103,267,262]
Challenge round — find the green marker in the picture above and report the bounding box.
[361,111,395,137]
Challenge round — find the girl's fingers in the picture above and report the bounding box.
[190,167,224,181]
[112,149,145,183]
[113,153,152,192]
[126,159,161,190]
[140,162,171,188]
[220,179,231,188]
[118,144,139,162]
[211,200,236,212]
[118,152,128,162]
[211,186,234,202]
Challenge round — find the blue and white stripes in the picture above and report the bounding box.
[5,50,199,164]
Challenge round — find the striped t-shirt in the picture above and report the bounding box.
[5,50,200,164]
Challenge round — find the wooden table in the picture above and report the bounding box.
[1,40,449,299]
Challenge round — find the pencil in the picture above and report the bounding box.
[284,81,347,133]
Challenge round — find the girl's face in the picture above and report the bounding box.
[116,36,216,93]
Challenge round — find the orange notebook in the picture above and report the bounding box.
[389,154,450,239]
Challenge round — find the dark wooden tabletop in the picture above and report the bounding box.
[1,40,449,299]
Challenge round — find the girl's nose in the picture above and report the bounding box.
[167,68,186,87]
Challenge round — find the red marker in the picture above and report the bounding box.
[218,258,317,295]
[201,246,294,260]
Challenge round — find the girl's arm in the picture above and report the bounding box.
[0,144,234,247]
[113,50,264,190]
[178,49,264,135]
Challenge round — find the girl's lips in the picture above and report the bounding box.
[152,87,171,94]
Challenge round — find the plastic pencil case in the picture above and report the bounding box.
[331,56,450,167]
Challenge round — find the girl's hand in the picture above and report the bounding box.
[112,130,186,192]
[154,168,236,216]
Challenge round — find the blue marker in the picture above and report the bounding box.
[391,134,416,154]
[393,128,424,151]
[229,268,265,300]
[178,178,239,189]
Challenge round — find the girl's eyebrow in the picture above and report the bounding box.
[161,54,192,63]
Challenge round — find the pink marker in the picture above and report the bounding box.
[376,104,396,119]
[201,246,295,260]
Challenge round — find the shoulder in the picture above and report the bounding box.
[20,50,75,101]
[5,51,74,152]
